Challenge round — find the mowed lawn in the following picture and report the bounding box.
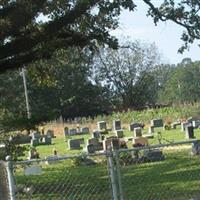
[14,126,200,200]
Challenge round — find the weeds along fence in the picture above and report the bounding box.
[6,140,200,200]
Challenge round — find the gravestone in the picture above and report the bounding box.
[87,144,96,154]
[30,138,39,147]
[114,130,124,138]
[143,149,165,162]
[87,142,103,153]
[46,130,55,138]
[148,126,154,134]
[24,166,42,175]
[113,120,121,130]
[31,132,41,139]
[87,138,99,146]
[97,121,107,131]
[92,130,101,139]
[69,129,77,135]
[111,138,120,150]
[187,117,193,123]
[181,122,189,132]
[103,138,119,151]
[45,155,58,165]
[185,124,194,139]
[64,127,69,138]
[133,127,142,137]
[43,135,52,145]
[129,123,144,131]
[150,119,163,128]
[81,127,89,134]
[192,141,200,155]
[192,120,200,129]
[68,139,81,150]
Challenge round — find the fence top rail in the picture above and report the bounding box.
[14,151,108,165]
[117,139,199,153]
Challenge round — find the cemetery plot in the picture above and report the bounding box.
[30,131,53,147]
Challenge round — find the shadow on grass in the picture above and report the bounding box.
[121,152,200,200]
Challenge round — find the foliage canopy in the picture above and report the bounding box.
[1,0,200,73]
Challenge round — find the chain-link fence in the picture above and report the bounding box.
[4,140,200,200]
[117,141,200,200]
[13,153,112,200]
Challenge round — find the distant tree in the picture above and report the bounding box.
[92,41,160,109]
[1,0,200,73]
[161,59,200,104]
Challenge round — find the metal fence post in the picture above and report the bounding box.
[6,156,16,200]
[114,151,124,200]
[107,148,118,200]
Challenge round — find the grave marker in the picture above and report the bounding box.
[133,127,142,137]
[192,141,200,155]
[46,130,55,138]
[92,131,101,139]
[97,121,107,131]
[148,126,154,134]
[113,120,121,130]
[192,120,200,129]
[24,166,42,175]
[69,129,77,135]
[81,127,89,134]
[181,122,189,132]
[64,127,69,138]
[114,130,124,138]
[150,119,163,128]
[185,125,194,139]
[129,123,144,131]
[87,138,99,146]
[68,139,81,150]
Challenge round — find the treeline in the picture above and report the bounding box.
[0,42,200,130]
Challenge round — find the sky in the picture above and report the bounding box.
[111,1,200,64]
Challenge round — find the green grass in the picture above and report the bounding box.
[22,126,200,159]
[15,126,200,199]
[15,148,200,200]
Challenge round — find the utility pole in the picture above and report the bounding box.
[21,68,31,119]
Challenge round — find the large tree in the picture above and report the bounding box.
[92,41,160,109]
[1,0,200,73]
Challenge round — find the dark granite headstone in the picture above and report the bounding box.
[185,125,194,139]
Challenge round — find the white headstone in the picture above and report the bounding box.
[24,166,42,175]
